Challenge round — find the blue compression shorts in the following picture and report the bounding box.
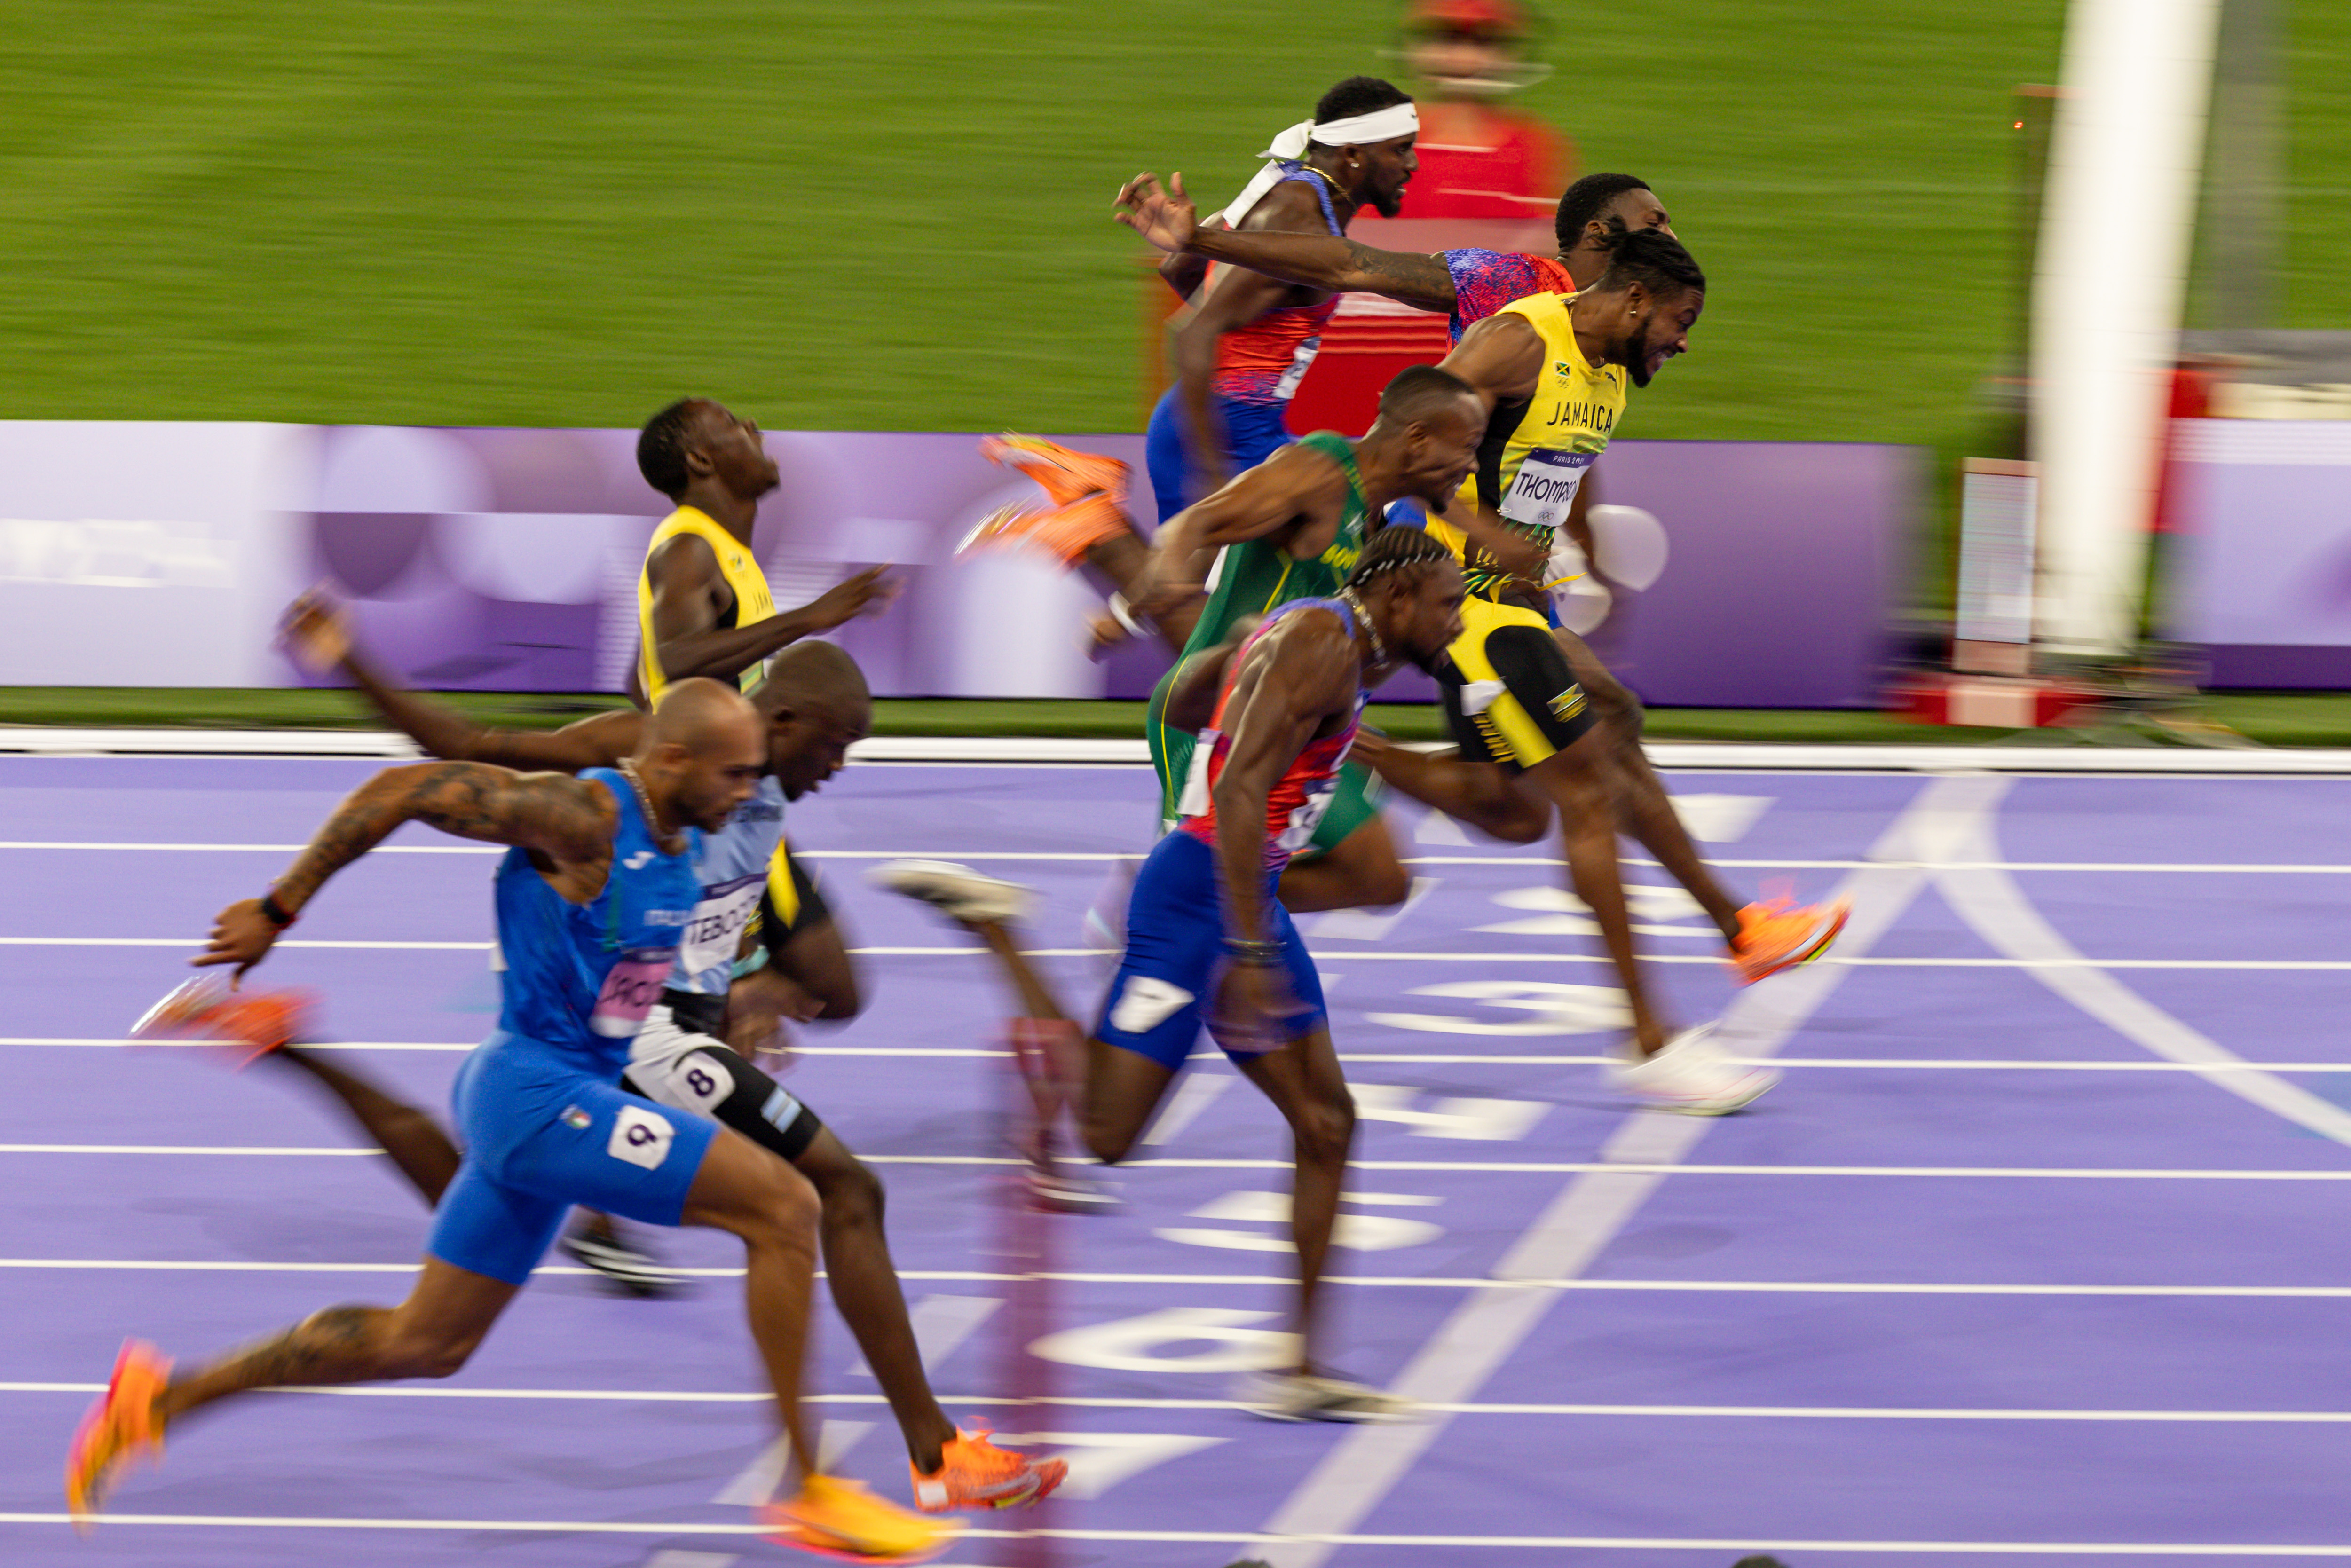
[1093,830,1327,1071]
[1144,386,1294,522]
[427,1031,721,1286]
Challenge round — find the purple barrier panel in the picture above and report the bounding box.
[1600,440,1917,709]
[287,426,1911,706]
[2168,421,2351,689]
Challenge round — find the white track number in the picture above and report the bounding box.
[1369,979,1631,1037]
[1154,1190,1444,1253]
[607,1103,675,1170]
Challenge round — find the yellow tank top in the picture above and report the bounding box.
[636,506,777,703]
[1427,290,1626,598]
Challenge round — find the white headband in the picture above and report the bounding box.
[1220,102,1420,228]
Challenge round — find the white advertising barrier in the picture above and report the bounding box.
[0,423,317,686]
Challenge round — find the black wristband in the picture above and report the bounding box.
[259,893,298,929]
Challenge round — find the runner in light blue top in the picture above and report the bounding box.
[63,681,966,1555]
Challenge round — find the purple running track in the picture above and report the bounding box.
[3,756,2351,1567]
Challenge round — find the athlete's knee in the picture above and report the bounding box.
[1295,1087,1357,1167]
[808,1146,886,1230]
[1079,1111,1140,1168]
[808,968,861,1021]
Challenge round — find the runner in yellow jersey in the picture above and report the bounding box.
[1421,229,1848,1105]
[632,398,897,1033]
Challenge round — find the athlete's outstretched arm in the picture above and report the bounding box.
[647,533,893,690]
[1116,172,1459,313]
[1129,443,1345,620]
[1349,731,1550,844]
[283,593,643,774]
[195,763,617,978]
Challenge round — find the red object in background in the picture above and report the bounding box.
[1284,99,1573,437]
[2149,360,2217,536]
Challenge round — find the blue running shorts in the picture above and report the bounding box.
[427,1032,721,1285]
[1093,830,1327,1071]
[1144,386,1296,522]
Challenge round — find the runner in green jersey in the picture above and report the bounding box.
[1128,366,1485,911]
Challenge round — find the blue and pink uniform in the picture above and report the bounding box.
[1144,163,1346,520]
[1441,247,1574,343]
[1097,599,1365,1069]
[427,769,712,1286]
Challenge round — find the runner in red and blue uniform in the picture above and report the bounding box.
[1122,167,1672,580]
[1143,76,1420,521]
[878,526,1468,1424]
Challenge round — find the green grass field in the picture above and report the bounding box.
[1,4,2344,737]
[3,3,2342,445]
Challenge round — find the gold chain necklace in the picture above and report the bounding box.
[615,757,672,843]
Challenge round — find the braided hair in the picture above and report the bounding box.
[1345,524,1455,592]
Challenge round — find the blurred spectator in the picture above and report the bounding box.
[1388,0,1574,224]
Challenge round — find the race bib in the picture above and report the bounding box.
[677,876,764,983]
[1498,448,1597,531]
[1272,336,1322,401]
[589,947,677,1039]
[1275,776,1338,853]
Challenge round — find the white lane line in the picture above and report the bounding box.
[1252,771,2008,1568]
[25,1036,2351,1073]
[10,1258,2351,1294]
[4,1514,2349,1554]
[13,1382,2351,1424]
[18,1144,2351,1182]
[0,842,497,853]
[13,837,2351,874]
[1140,1071,1233,1146]
[1937,814,2351,1146]
[9,939,2351,968]
[0,938,490,950]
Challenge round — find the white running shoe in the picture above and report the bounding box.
[870,859,1035,925]
[1239,1371,1417,1424]
[1609,1023,1778,1115]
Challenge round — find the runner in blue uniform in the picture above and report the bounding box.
[249,600,1061,1516]
[67,680,957,1562]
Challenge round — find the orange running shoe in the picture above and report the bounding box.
[764,1474,959,1562]
[911,1425,1068,1512]
[1727,896,1851,985]
[130,977,314,1068]
[980,433,1129,507]
[957,493,1135,569]
[64,1339,171,1529]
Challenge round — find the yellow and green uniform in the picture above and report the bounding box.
[1147,431,1383,852]
[1426,290,1625,600]
[635,505,820,940]
[636,506,776,704]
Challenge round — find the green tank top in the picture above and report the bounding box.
[1175,431,1370,664]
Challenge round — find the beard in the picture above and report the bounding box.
[1624,323,1660,389]
[1368,179,1408,219]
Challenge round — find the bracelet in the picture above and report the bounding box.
[1222,937,1284,966]
[259,892,299,929]
[1105,593,1146,636]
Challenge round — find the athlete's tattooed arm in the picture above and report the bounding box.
[193,763,618,978]
[1115,171,1459,312]
[284,590,644,773]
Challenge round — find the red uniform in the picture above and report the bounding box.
[1179,598,1366,870]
